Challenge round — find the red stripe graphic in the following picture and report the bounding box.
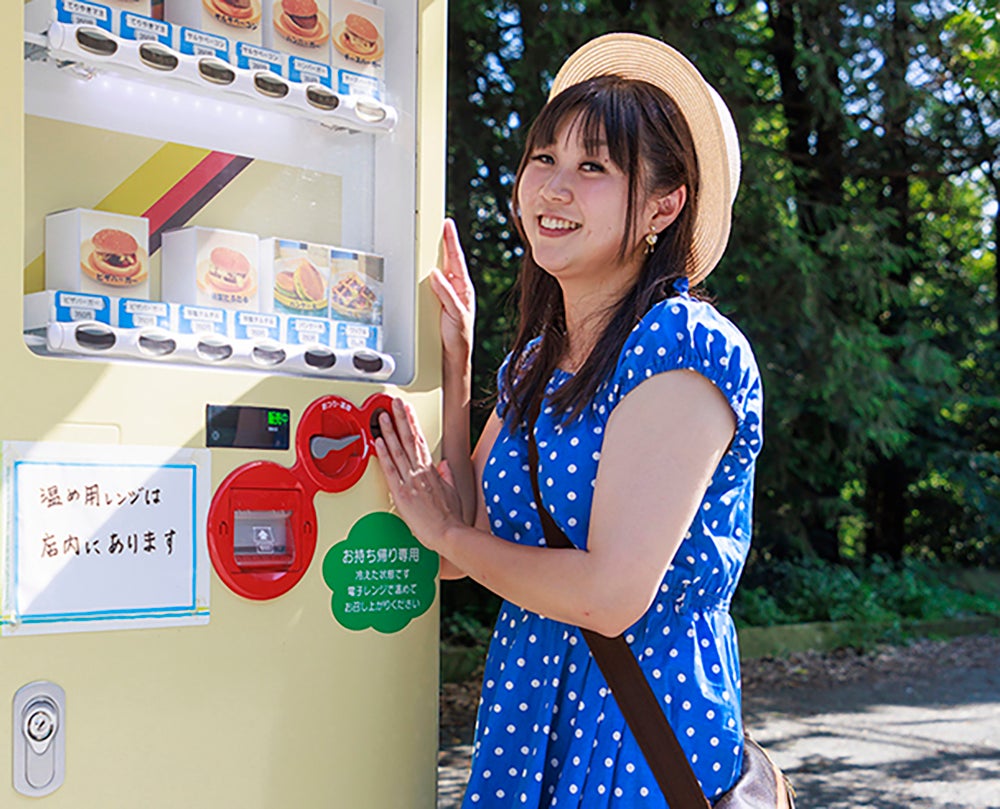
[142,151,240,235]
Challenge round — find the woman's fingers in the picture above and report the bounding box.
[430,268,465,318]
[441,219,474,307]
[388,399,423,472]
[376,410,414,484]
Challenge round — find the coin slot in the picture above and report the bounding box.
[75,27,118,56]
[253,72,290,99]
[304,348,336,369]
[198,57,236,85]
[306,85,340,111]
[138,43,179,71]
[354,100,387,124]
[196,338,233,362]
[352,351,383,373]
[74,324,116,351]
[252,345,287,366]
[137,332,177,357]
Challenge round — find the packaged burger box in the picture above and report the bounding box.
[259,238,331,317]
[45,208,151,299]
[328,247,382,325]
[24,1,152,35]
[162,0,262,45]
[161,226,260,311]
[329,0,383,100]
[264,0,331,64]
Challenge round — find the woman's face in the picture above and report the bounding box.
[517,114,647,291]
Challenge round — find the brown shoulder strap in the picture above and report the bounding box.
[525,404,711,809]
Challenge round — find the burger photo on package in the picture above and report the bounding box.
[333,12,382,62]
[273,0,329,46]
[274,257,328,312]
[80,228,149,288]
[198,246,257,305]
[203,0,262,29]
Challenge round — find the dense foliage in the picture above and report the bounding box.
[441,0,998,618]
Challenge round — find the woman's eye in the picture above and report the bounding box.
[530,153,554,165]
[581,161,605,173]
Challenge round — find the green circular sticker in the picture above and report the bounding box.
[322,512,439,633]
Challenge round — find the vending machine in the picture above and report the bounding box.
[2,0,447,805]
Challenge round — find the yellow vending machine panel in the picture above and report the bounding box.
[1,0,447,805]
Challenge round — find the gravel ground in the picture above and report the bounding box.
[438,633,1000,808]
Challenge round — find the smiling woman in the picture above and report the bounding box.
[374,33,766,809]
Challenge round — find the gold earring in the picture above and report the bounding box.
[645,226,658,255]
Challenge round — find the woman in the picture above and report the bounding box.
[376,33,761,806]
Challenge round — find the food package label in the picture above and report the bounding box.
[176,304,231,336]
[176,26,231,59]
[54,291,113,324]
[331,321,380,351]
[233,311,281,341]
[118,298,173,330]
[329,0,383,100]
[284,315,331,346]
[54,0,115,31]
[235,41,284,74]
[119,12,172,43]
[287,55,332,86]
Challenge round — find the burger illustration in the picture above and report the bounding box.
[203,0,262,29]
[273,0,329,46]
[200,246,257,303]
[335,12,382,62]
[274,258,328,312]
[81,228,147,288]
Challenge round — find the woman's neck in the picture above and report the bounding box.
[559,275,634,372]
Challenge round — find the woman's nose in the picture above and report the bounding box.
[540,169,572,202]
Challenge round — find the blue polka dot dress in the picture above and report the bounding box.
[462,283,764,808]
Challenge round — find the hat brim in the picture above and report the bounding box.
[550,33,737,284]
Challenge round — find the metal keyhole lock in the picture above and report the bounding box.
[13,681,66,797]
[24,701,58,752]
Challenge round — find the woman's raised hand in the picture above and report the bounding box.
[430,219,475,371]
[374,398,463,551]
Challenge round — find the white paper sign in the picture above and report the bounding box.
[2,442,211,636]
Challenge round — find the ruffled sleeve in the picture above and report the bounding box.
[603,295,764,464]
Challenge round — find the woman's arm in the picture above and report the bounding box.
[437,412,503,580]
[376,369,735,636]
[431,219,477,524]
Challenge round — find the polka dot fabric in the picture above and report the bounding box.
[465,286,763,808]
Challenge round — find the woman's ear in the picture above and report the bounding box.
[649,185,688,234]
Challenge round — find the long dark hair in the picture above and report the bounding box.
[503,75,701,428]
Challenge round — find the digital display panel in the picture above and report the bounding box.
[206,404,291,450]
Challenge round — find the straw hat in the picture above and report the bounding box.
[549,33,740,285]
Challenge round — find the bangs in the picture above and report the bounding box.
[527,79,641,177]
